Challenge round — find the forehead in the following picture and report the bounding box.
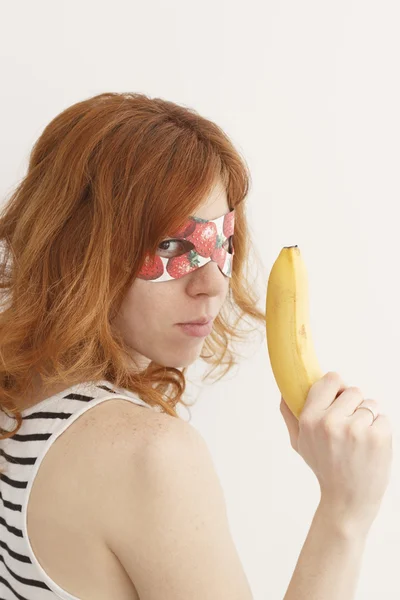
[192,180,229,221]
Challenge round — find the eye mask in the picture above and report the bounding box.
[137,209,235,282]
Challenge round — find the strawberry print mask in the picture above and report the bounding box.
[137,209,235,282]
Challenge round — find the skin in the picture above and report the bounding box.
[111,176,231,371]
[17,177,231,409]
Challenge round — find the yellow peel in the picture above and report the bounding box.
[265,246,323,420]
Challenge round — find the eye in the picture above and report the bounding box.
[156,239,194,258]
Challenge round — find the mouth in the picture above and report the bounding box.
[178,315,214,325]
[177,320,214,338]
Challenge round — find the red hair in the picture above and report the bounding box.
[0,92,265,454]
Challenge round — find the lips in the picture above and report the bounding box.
[179,315,214,325]
[177,320,214,337]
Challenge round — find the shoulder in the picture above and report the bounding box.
[43,395,199,524]
[69,395,204,481]
[77,395,215,530]
[80,394,217,492]
[63,394,190,450]
[103,397,209,475]
[90,400,255,599]
[93,396,225,521]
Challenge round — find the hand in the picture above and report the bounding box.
[280,394,300,451]
[280,371,393,530]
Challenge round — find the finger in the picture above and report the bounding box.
[302,371,347,418]
[280,397,297,421]
[369,414,392,438]
[280,397,299,449]
[348,398,380,423]
[329,391,380,422]
[349,399,389,429]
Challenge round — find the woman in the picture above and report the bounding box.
[0,92,392,599]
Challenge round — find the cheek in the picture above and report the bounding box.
[124,281,178,326]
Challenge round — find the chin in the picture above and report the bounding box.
[155,346,203,369]
[162,356,198,369]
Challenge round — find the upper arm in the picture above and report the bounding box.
[103,414,254,600]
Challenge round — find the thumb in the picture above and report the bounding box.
[280,396,300,452]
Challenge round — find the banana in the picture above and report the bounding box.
[265,246,323,420]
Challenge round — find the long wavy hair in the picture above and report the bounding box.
[0,91,266,452]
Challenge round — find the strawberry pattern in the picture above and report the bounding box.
[223,211,234,238]
[137,209,235,282]
[167,250,200,279]
[186,221,218,258]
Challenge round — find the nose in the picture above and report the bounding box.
[184,260,229,297]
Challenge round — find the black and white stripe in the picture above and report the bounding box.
[0,381,151,599]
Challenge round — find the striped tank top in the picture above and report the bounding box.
[0,379,153,599]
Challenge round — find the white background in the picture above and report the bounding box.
[1,1,399,598]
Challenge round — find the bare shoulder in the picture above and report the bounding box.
[70,395,203,496]
[35,397,253,598]
[92,399,254,600]
[77,395,196,453]
[85,396,209,484]
[97,397,215,480]
[31,396,188,519]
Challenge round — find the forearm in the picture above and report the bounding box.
[283,503,370,600]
